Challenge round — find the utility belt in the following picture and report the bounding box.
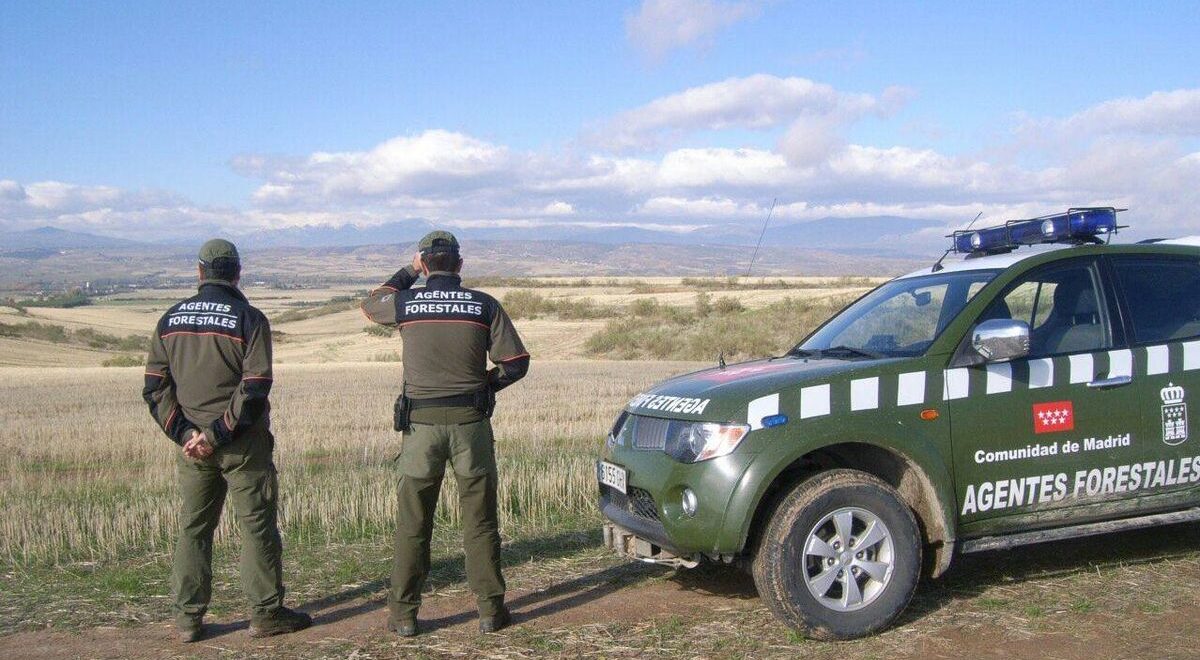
[393,387,495,432]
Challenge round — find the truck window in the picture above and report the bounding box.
[980,261,1112,357]
[799,270,998,358]
[1113,256,1200,343]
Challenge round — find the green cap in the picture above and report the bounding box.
[198,238,240,265]
[418,230,459,254]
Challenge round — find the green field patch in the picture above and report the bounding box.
[586,293,860,361]
[273,296,362,323]
[0,320,149,352]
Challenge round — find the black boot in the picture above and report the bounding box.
[249,606,313,638]
[389,616,420,637]
[479,607,512,633]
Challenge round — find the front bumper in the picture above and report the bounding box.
[599,484,678,552]
[596,445,759,558]
[602,520,700,569]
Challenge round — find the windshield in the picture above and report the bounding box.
[797,270,1000,358]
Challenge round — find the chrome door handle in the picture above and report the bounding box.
[1087,375,1132,389]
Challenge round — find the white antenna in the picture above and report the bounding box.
[745,197,777,277]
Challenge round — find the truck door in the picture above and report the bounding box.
[1108,253,1200,498]
[947,256,1140,530]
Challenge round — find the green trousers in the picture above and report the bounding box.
[172,428,285,626]
[390,415,505,620]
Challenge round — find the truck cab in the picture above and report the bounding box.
[598,208,1200,639]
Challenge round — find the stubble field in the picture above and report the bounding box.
[2,275,1200,659]
[0,361,696,566]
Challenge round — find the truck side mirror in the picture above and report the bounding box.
[972,319,1031,362]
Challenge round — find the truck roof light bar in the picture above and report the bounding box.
[950,207,1125,257]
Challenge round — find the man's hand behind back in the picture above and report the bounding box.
[183,430,215,460]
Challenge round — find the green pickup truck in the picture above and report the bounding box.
[598,208,1200,638]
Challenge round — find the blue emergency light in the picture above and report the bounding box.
[951,207,1122,255]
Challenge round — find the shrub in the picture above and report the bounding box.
[363,325,395,338]
[502,291,617,321]
[712,296,745,314]
[502,290,547,320]
[585,294,858,361]
[550,297,618,320]
[274,297,362,323]
[102,355,144,367]
[17,290,92,308]
[0,321,149,351]
[629,298,660,317]
[2,299,28,314]
[0,321,68,343]
[117,335,150,352]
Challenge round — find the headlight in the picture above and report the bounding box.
[664,421,751,463]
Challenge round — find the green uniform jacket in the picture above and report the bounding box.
[361,267,530,400]
[143,280,273,447]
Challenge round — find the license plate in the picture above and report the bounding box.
[598,460,627,494]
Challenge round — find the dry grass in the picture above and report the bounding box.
[3,274,1200,654]
[0,361,698,565]
[0,277,874,367]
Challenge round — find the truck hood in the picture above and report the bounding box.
[624,356,903,421]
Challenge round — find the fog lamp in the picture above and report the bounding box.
[681,488,698,517]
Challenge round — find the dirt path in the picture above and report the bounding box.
[4,570,1197,660]
[5,537,1200,659]
[0,562,749,659]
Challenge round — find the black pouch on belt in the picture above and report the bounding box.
[393,392,412,432]
[473,388,497,418]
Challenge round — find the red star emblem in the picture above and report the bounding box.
[1033,401,1075,434]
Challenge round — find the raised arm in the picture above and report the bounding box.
[362,259,421,325]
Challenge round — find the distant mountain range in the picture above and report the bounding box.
[238,216,949,255]
[0,217,954,286]
[1,216,950,258]
[0,226,144,251]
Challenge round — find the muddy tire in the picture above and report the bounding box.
[752,469,921,640]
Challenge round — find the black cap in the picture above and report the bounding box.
[418,230,460,255]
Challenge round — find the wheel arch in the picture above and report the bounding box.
[739,441,956,578]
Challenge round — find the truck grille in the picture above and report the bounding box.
[603,484,660,522]
[629,415,670,450]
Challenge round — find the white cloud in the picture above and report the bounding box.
[778,115,845,166]
[449,217,701,233]
[239,130,512,206]
[0,180,28,202]
[0,180,206,237]
[657,147,794,188]
[1058,89,1200,137]
[625,0,758,60]
[5,84,1199,243]
[598,74,906,152]
[826,146,1009,193]
[634,196,756,218]
[541,201,576,216]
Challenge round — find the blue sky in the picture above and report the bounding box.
[1,1,1198,240]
